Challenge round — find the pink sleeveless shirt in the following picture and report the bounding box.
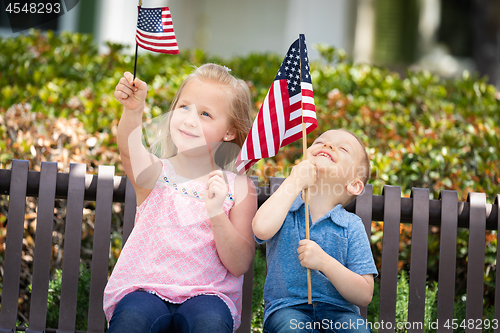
[103,159,243,330]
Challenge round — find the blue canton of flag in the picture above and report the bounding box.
[137,8,164,32]
[275,35,312,99]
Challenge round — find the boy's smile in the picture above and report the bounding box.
[313,150,336,162]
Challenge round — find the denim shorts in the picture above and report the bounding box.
[106,290,233,333]
[264,302,372,333]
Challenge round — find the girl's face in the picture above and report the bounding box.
[170,78,235,154]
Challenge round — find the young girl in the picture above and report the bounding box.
[104,64,257,333]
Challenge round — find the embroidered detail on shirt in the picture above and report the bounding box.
[158,175,235,202]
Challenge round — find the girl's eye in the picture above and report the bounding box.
[341,147,348,153]
[180,105,189,110]
[313,141,322,145]
[201,111,211,117]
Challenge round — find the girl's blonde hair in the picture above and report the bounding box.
[151,63,253,171]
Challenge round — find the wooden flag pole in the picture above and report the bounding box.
[132,0,142,86]
[299,35,312,305]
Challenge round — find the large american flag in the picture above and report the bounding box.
[236,34,317,173]
[136,6,179,54]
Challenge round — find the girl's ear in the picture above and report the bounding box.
[346,179,364,196]
[224,128,237,141]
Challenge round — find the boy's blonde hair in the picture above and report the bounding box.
[152,64,253,170]
[335,129,370,206]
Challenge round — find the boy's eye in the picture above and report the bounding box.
[201,111,211,117]
[341,147,348,153]
[179,105,189,110]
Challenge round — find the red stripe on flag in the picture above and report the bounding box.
[136,44,179,54]
[136,37,178,48]
[137,30,177,41]
[256,100,269,158]
[279,80,291,132]
[302,89,314,97]
[268,85,280,154]
[245,126,255,160]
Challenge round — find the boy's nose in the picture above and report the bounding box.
[323,142,334,150]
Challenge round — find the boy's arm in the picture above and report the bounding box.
[252,160,316,241]
[297,239,374,307]
[116,72,162,206]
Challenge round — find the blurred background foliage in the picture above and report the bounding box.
[1,30,499,331]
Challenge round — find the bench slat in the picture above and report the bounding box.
[237,260,254,333]
[57,163,86,333]
[235,177,260,333]
[465,192,486,333]
[407,188,429,333]
[495,194,500,333]
[436,190,458,332]
[378,185,401,332]
[0,160,29,332]
[355,184,373,319]
[121,177,136,246]
[26,162,58,333]
[87,166,115,333]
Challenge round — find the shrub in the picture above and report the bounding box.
[29,264,91,331]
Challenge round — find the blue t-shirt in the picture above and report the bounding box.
[256,194,378,325]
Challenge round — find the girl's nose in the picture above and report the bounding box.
[183,106,199,127]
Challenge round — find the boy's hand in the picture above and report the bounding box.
[289,160,317,191]
[114,72,147,113]
[205,170,229,217]
[297,239,329,271]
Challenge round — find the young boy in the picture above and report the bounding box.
[253,129,377,333]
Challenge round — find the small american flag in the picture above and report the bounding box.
[236,34,317,173]
[136,6,179,54]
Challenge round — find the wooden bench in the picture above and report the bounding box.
[0,160,499,333]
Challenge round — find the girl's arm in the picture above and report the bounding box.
[297,239,374,307]
[252,160,316,241]
[206,174,257,276]
[115,72,162,206]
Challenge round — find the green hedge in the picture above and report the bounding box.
[1,30,498,200]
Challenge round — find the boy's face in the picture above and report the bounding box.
[307,130,366,188]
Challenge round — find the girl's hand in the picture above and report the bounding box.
[297,239,329,271]
[205,170,229,217]
[290,160,317,191]
[114,72,147,113]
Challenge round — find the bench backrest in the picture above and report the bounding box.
[0,160,499,333]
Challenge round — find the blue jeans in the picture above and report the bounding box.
[106,291,233,333]
[264,302,372,333]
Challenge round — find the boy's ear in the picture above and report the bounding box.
[347,179,364,196]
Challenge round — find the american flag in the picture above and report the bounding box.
[236,34,317,173]
[136,6,179,54]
